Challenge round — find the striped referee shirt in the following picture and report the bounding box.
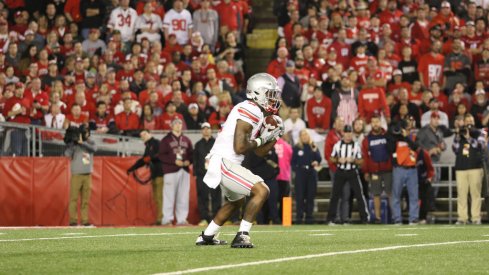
[331,140,362,170]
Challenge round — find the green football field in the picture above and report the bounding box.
[1,225,489,274]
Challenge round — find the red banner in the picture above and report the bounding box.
[0,157,200,226]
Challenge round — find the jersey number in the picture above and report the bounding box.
[172,19,187,31]
[118,14,132,27]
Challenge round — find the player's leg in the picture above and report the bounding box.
[196,187,245,246]
[231,181,269,248]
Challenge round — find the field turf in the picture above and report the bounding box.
[1,225,489,274]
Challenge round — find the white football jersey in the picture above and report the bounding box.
[135,13,163,42]
[107,7,138,42]
[209,100,264,165]
[163,9,193,45]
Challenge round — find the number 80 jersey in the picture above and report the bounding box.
[209,100,264,165]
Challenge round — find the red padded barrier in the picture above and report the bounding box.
[0,157,200,226]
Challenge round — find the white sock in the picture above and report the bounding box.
[238,220,253,233]
[204,220,221,236]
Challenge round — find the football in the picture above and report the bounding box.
[260,115,280,134]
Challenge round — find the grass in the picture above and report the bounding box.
[1,225,489,274]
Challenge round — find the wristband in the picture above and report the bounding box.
[254,138,262,147]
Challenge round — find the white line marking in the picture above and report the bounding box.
[154,240,489,275]
[395,234,418,237]
[310,233,334,236]
[0,233,5,235]
[61,233,87,236]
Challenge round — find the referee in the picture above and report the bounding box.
[326,125,370,224]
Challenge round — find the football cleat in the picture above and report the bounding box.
[231,231,254,248]
[195,232,227,246]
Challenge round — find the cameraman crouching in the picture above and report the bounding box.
[453,114,486,225]
[64,125,97,226]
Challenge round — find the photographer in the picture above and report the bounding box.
[452,114,485,225]
[127,130,164,225]
[388,120,419,225]
[64,125,97,226]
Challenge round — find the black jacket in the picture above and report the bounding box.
[128,137,163,178]
[193,137,215,177]
[242,148,279,181]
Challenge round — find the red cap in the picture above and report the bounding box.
[169,33,177,38]
[15,82,24,88]
[89,28,99,34]
[14,11,22,18]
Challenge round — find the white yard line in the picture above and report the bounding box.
[310,233,334,236]
[154,239,489,275]
[61,233,87,236]
[395,234,418,236]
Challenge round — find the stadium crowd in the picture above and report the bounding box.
[1,0,489,225]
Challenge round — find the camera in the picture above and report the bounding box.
[459,124,481,139]
[64,125,90,145]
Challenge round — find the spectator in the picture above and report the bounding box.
[398,46,419,84]
[63,104,88,129]
[107,0,138,44]
[278,60,301,114]
[475,47,489,88]
[274,136,293,218]
[443,39,471,92]
[418,40,445,88]
[470,88,488,128]
[159,101,185,130]
[358,75,390,125]
[389,120,419,225]
[452,114,485,225]
[362,115,393,223]
[163,0,193,45]
[391,88,421,127]
[267,47,288,78]
[331,74,358,126]
[184,103,206,130]
[81,28,106,57]
[89,101,115,134]
[326,125,369,225]
[26,78,50,125]
[3,83,31,155]
[135,2,163,43]
[292,129,322,224]
[306,86,331,133]
[325,116,345,183]
[283,107,306,145]
[139,104,159,131]
[421,98,450,128]
[80,0,106,39]
[416,147,436,225]
[44,104,65,129]
[208,101,231,130]
[193,0,219,51]
[193,122,220,226]
[158,117,193,225]
[114,98,140,135]
[65,125,96,226]
[127,130,164,225]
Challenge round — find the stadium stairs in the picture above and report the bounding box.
[245,0,277,76]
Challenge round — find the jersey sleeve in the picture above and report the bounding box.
[331,142,339,158]
[162,11,171,29]
[236,102,262,128]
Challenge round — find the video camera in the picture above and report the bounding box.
[459,124,481,139]
[64,124,89,145]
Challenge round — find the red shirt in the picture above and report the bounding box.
[115,111,140,131]
[158,112,185,130]
[26,90,50,120]
[66,113,88,127]
[306,96,331,130]
[324,129,341,172]
[64,0,82,22]
[266,59,286,78]
[418,53,445,87]
[214,2,239,31]
[3,96,31,124]
[408,91,423,106]
[329,41,351,70]
[358,87,390,123]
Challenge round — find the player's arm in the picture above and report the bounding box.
[254,139,277,157]
[233,119,258,155]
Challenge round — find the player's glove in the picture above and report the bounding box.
[254,126,282,147]
[273,115,285,137]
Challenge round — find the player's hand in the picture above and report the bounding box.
[183,160,190,167]
[175,159,184,167]
[273,115,284,137]
[339,158,346,164]
[346,157,355,163]
[258,126,282,145]
[311,161,318,167]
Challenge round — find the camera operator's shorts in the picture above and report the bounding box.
[220,158,265,201]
